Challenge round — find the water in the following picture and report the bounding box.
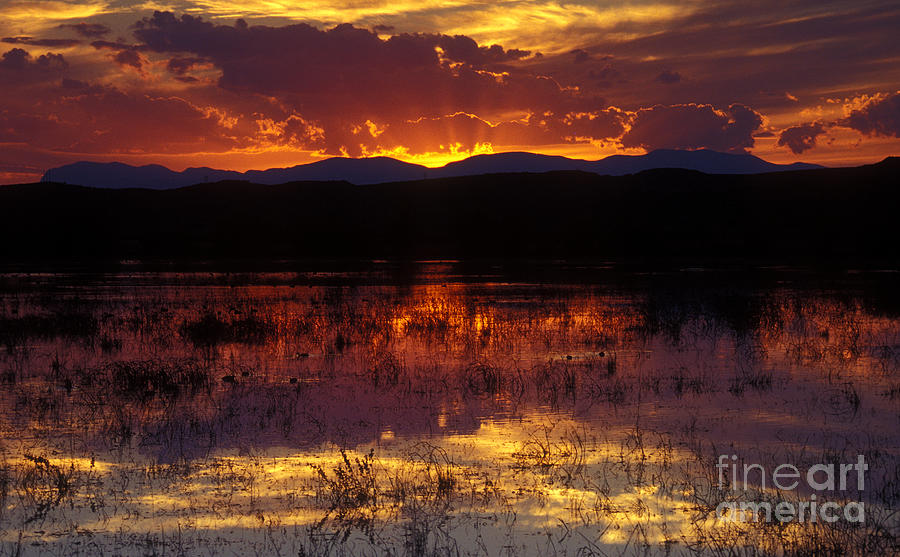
[0,264,898,555]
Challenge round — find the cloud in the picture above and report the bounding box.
[59,22,111,38]
[2,36,81,47]
[770,90,900,155]
[0,48,68,81]
[90,39,149,72]
[434,33,531,65]
[0,12,771,163]
[112,49,146,71]
[61,77,89,89]
[621,103,763,152]
[588,65,622,87]
[777,122,826,154]
[132,12,532,74]
[655,70,680,84]
[9,4,894,179]
[0,81,237,153]
[325,109,628,155]
[571,49,590,63]
[90,40,147,51]
[129,12,614,155]
[166,56,205,75]
[842,92,900,138]
[551,2,900,118]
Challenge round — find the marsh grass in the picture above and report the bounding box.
[17,454,78,525]
[179,310,277,346]
[512,425,585,476]
[104,359,211,400]
[727,369,774,396]
[313,449,379,516]
[0,274,898,555]
[0,455,9,523]
[396,443,457,501]
[0,313,98,352]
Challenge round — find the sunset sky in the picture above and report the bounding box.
[1,0,899,183]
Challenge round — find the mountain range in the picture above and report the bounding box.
[41,149,823,189]
[7,158,899,265]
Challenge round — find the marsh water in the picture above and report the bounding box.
[0,263,898,556]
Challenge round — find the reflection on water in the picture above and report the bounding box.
[0,265,898,555]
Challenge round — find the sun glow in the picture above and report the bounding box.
[355,141,496,167]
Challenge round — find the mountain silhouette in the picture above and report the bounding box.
[8,157,898,265]
[42,149,821,189]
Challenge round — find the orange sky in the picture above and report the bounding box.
[1,1,899,183]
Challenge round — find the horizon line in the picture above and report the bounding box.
[40,147,829,176]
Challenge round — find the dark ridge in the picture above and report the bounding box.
[3,160,899,265]
[39,149,823,189]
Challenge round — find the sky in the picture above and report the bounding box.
[1,0,899,183]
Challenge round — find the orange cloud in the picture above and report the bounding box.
[1,1,899,183]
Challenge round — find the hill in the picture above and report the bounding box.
[40,149,822,189]
[3,158,898,265]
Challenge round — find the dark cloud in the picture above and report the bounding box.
[0,82,236,153]
[571,49,590,64]
[7,4,893,178]
[621,103,763,152]
[129,12,612,155]
[435,34,531,65]
[118,12,779,157]
[90,40,149,72]
[166,56,205,75]
[61,77,90,89]
[588,65,622,87]
[0,48,68,75]
[113,49,146,71]
[90,40,147,51]
[59,23,111,38]
[2,37,81,47]
[61,85,232,151]
[777,122,826,154]
[563,110,627,140]
[565,2,900,112]
[326,109,628,156]
[134,13,530,70]
[655,70,681,84]
[843,93,900,138]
